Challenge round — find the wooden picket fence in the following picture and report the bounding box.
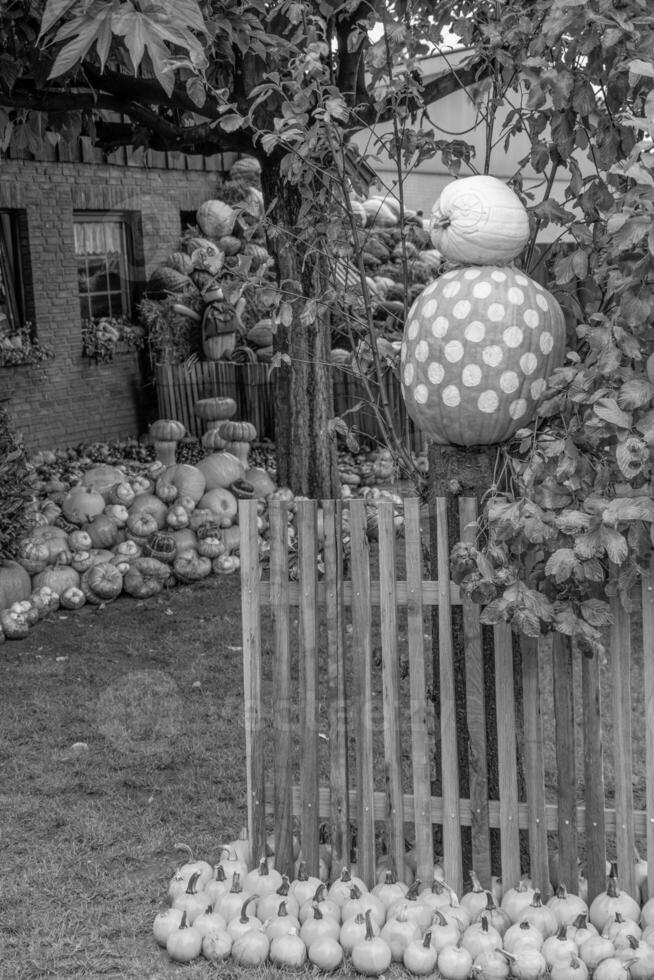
[155,361,424,451]
[238,496,654,905]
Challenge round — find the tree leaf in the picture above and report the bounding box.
[511,607,542,638]
[220,113,245,133]
[580,598,613,627]
[39,0,78,40]
[555,510,592,534]
[593,397,632,429]
[185,75,206,108]
[544,548,578,583]
[600,526,629,564]
[573,529,603,559]
[479,597,509,626]
[615,437,648,479]
[602,497,654,524]
[630,59,654,78]
[618,378,653,410]
[48,17,103,78]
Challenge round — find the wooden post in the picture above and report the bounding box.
[428,443,497,884]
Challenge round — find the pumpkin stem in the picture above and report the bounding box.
[405,878,422,901]
[276,875,290,897]
[364,908,376,941]
[257,857,269,875]
[312,903,323,920]
[179,909,189,929]
[469,870,484,892]
[382,868,397,885]
[433,909,448,927]
[312,883,326,903]
[423,930,433,948]
[213,864,226,882]
[296,861,308,882]
[484,890,497,911]
[228,871,243,894]
[350,883,362,900]
[185,871,201,895]
[240,893,258,922]
[278,901,288,917]
[340,867,352,882]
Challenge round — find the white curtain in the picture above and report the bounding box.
[74,221,124,256]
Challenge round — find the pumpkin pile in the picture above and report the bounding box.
[0,451,275,640]
[400,175,567,447]
[139,156,445,369]
[155,842,654,976]
[0,431,412,641]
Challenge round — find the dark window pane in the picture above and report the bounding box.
[90,294,111,318]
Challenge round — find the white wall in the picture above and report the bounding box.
[353,49,591,240]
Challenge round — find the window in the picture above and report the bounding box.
[0,210,26,331]
[75,213,134,320]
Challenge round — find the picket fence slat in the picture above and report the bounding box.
[610,590,636,898]
[521,636,550,898]
[459,497,491,889]
[553,634,578,894]
[435,495,463,895]
[495,622,521,890]
[582,649,606,902]
[349,499,376,888]
[239,497,651,895]
[296,500,320,878]
[323,500,350,871]
[239,499,266,867]
[404,497,435,887]
[378,500,406,881]
[643,565,654,902]
[270,500,293,878]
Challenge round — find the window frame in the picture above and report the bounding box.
[0,210,26,331]
[74,210,140,321]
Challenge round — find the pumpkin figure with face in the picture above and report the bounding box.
[400,266,566,446]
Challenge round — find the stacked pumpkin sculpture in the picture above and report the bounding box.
[400,175,566,446]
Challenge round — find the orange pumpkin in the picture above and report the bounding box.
[196,452,245,490]
[0,560,32,611]
[194,397,237,423]
[162,464,206,504]
[80,562,123,604]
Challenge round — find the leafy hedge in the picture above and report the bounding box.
[0,405,32,558]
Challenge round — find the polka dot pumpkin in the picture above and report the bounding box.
[400,266,566,446]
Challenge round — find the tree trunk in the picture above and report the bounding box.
[260,163,339,499]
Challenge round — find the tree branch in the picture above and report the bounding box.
[1,83,256,155]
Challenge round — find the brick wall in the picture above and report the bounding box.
[0,160,222,452]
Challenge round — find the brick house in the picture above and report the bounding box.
[0,140,232,453]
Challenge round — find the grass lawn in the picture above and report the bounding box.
[1,576,254,979]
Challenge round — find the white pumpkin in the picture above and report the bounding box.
[429,175,530,265]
